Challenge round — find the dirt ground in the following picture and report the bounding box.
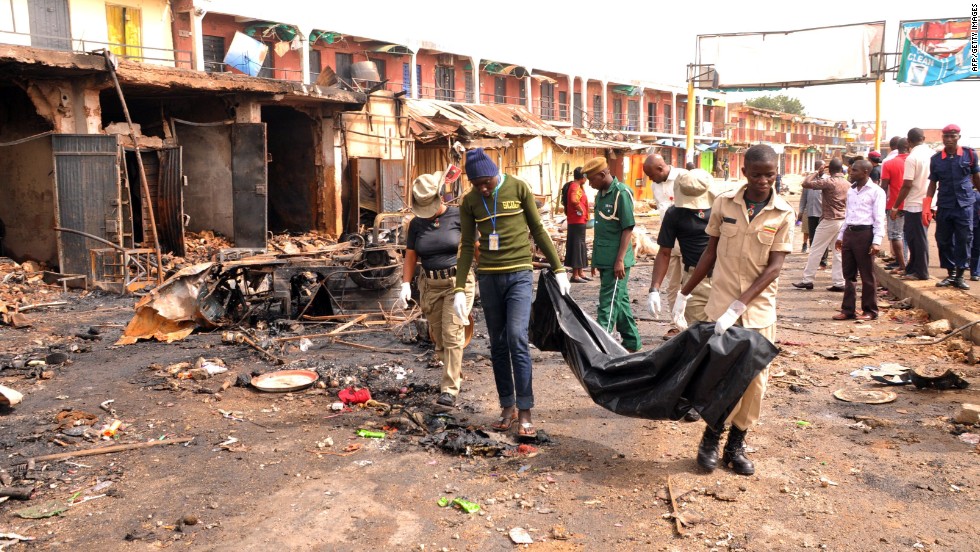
[1,227,979,551]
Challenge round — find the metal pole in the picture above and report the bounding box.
[101,50,163,284]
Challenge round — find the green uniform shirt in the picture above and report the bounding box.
[454,174,564,292]
[592,177,636,268]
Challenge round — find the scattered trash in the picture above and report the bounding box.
[0,532,35,544]
[439,497,480,514]
[908,369,969,390]
[338,387,372,404]
[953,404,980,425]
[298,338,313,352]
[420,429,509,457]
[0,384,23,407]
[250,369,318,392]
[958,433,979,445]
[509,527,533,544]
[13,499,69,519]
[833,388,897,404]
[55,410,98,429]
[820,477,839,487]
[356,429,386,439]
[814,350,841,360]
[100,419,123,439]
[795,420,812,428]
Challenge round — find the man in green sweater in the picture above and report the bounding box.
[452,148,571,439]
[584,156,641,352]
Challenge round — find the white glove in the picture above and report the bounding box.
[714,300,747,336]
[396,282,411,310]
[555,272,571,296]
[672,293,690,330]
[648,290,662,316]
[453,292,470,325]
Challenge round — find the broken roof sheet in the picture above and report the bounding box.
[404,99,559,143]
[553,136,652,151]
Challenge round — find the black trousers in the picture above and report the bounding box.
[902,210,930,279]
[841,227,877,317]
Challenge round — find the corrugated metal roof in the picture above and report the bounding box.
[404,99,559,141]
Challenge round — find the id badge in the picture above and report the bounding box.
[488,232,500,251]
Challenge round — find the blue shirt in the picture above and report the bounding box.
[929,147,979,209]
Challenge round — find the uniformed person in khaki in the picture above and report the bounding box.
[677,144,795,476]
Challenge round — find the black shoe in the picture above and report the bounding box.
[723,426,755,476]
[826,285,846,292]
[435,392,456,407]
[801,247,808,254]
[697,425,724,471]
[792,281,813,290]
[936,272,956,287]
[884,262,899,270]
[683,409,702,422]
[971,274,980,282]
[953,269,970,290]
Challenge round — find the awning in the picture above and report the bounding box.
[655,138,673,146]
[373,43,412,54]
[483,62,528,78]
[695,143,710,152]
[612,85,641,96]
[310,30,342,45]
[530,72,558,84]
[707,141,720,151]
[553,136,651,151]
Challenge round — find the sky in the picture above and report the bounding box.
[301,0,980,142]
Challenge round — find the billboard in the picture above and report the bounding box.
[896,18,980,86]
[697,22,886,90]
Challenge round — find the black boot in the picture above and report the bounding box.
[936,269,956,287]
[697,425,724,471]
[953,268,970,290]
[722,426,755,476]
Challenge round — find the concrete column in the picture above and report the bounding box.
[525,75,533,112]
[234,95,262,123]
[410,50,418,99]
[567,75,574,124]
[670,92,677,135]
[297,26,311,85]
[191,8,205,72]
[600,80,607,127]
[470,55,480,104]
[638,87,645,133]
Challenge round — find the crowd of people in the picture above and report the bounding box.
[395,127,978,477]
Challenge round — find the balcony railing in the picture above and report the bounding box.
[0,30,193,69]
[731,128,844,145]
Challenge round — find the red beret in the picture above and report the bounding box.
[942,124,961,134]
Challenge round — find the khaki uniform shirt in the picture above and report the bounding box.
[704,185,795,328]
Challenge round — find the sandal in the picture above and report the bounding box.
[491,413,518,432]
[517,422,536,438]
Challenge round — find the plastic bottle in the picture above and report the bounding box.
[356,429,385,439]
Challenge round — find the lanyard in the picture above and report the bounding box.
[479,174,503,233]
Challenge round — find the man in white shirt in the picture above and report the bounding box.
[643,153,686,338]
[890,128,934,280]
[833,160,886,321]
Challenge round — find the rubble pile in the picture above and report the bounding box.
[268,232,340,255]
[0,258,74,327]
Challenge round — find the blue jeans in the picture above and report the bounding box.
[478,270,534,410]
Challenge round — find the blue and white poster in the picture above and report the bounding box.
[223,32,268,77]
[897,19,979,86]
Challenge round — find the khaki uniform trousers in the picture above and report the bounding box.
[678,268,712,323]
[724,323,775,431]
[662,248,683,315]
[419,271,475,396]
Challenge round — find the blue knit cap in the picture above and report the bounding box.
[465,148,498,180]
